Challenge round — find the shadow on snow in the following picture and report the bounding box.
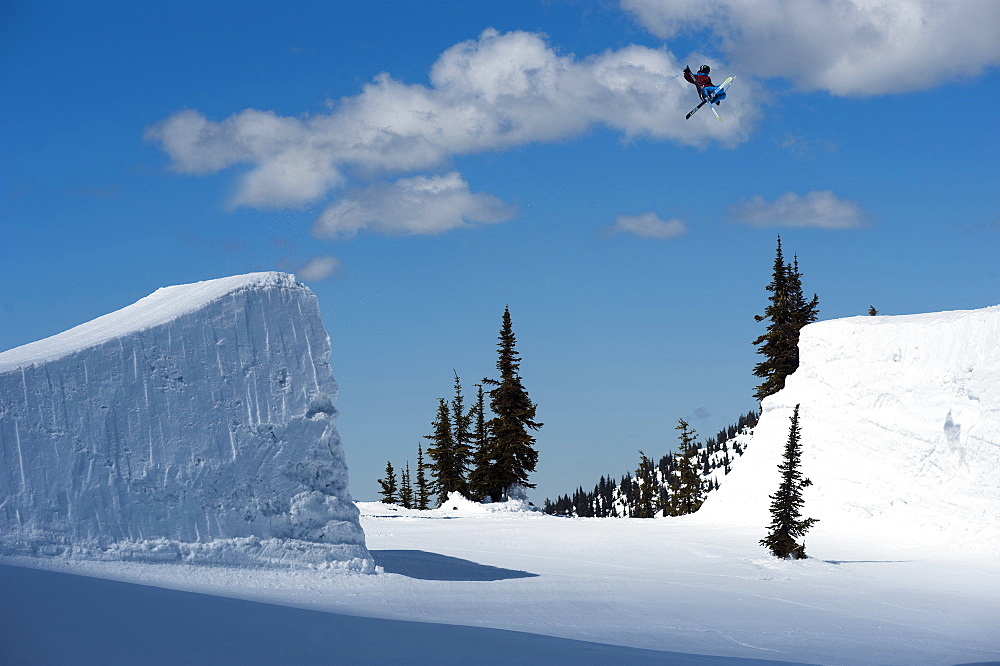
[371,549,538,581]
[0,563,814,666]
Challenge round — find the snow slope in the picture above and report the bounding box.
[5,501,998,665]
[699,305,1000,555]
[0,273,371,571]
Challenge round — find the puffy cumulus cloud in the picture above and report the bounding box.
[622,0,1000,96]
[312,172,515,239]
[147,29,756,214]
[296,255,341,281]
[729,190,869,229]
[607,212,688,239]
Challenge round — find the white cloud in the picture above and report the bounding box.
[296,255,341,281]
[607,212,688,239]
[729,191,868,229]
[622,0,1000,96]
[147,29,756,215]
[312,172,514,239]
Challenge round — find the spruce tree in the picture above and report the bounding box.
[634,450,658,518]
[415,444,431,510]
[425,398,466,504]
[669,419,705,516]
[467,384,492,501]
[480,307,542,502]
[450,371,474,487]
[377,461,398,504]
[400,462,414,509]
[753,237,819,402]
[760,404,818,559]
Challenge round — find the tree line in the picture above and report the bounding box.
[378,306,541,507]
[543,236,821,556]
[378,237,821,558]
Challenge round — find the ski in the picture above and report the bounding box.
[685,99,708,119]
[685,76,735,121]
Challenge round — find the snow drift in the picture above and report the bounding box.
[0,272,372,571]
[700,305,1000,555]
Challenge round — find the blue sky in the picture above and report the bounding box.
[3,0,999,503]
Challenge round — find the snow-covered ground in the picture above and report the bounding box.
[4,498,999,665]
[3,279,998,664]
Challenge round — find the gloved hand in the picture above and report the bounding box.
[683,66,691,73]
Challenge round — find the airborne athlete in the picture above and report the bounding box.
[682,64,734,121]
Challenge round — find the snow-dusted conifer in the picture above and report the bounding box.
[378,461,398,504]
[416,445,432,510]
[753,238,818,402]
[480,307,541,502]
[400,462,413,509]
[760,404,818,559]
[425,398,466,504]
[669,419,705,516]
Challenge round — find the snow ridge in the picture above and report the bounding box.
[700,305,1000,556]
[0,272,373,571]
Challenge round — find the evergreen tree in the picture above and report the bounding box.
[415,444,432,510]
[868,305,878,316]
[669,419,705,516]
[425,398,466,503]
[467,383,492,501]
[634,450,658,518]
[760,404,818,559]
[377,461,398,504]
[400,462,414,509]
[753,237,819,402]
[479,307,542,501]
[449,371,474,487]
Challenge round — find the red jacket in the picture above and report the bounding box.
[684,69,715,90]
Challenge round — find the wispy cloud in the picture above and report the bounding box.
[313,172,514,239]
[296,255,341,281]
[729,191,869,229]
[622,0,1000,96]
[777,134,837,161]
[146,28,756,234]
[606,212,688,239]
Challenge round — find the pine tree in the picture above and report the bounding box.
[753,237,819,402]
[425,398,466,504]
[669,419,705,516]
[450,371,474,487]
[479,307,542,502]
[415,444,432,510]
[467,383,492,501]
[634,450,658,518]
[760,404,818,559]
[400,462,414,509]
[868,306,878,316]
[377,461,398,504]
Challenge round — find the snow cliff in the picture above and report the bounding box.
[700,305,1000,556]
[0,272,373,571]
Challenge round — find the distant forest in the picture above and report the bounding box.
[543,410,759,517]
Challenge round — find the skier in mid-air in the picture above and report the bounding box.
[683,65,726,105]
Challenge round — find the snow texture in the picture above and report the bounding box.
[0,272,372,571]
[700,305,1000,556]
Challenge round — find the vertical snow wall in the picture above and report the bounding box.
[0,273,373,571]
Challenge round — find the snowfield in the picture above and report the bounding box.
[2,277,999,664]
[4,499,999,664]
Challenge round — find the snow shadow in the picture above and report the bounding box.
[0,564,812,665]
[371,549,538,581]
[821,560,911,565]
